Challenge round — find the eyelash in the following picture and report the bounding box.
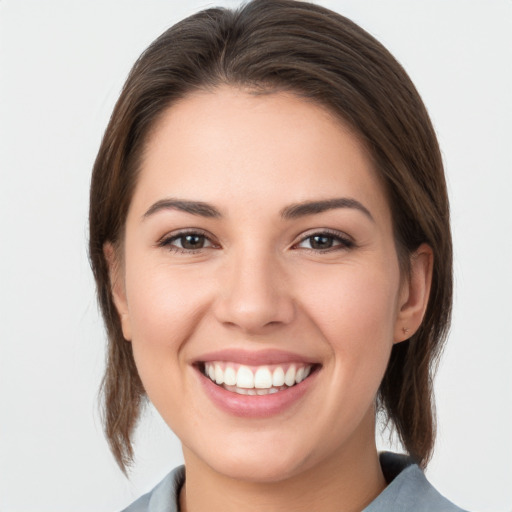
[157,229,354,254]
[294,229,354,253]
[157,229,217,254]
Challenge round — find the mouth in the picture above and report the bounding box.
[193,349,321,417]
[198,361,319,396]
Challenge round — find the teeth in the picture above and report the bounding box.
[254,367,272,389]
[223,385,287,396]
[203,362,314,393]
[236,365,254,389]
[272,367,285,387]
[214,364,224,385]
[284,365,296,387]
[224,366,237,386]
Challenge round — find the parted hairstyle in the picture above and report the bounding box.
[89,0,452,473]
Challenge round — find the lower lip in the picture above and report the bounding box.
[197,369,317,418]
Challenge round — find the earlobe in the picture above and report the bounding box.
[103,242,132,341]
[394,243,433,343]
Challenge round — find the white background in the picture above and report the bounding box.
[0,1,511,511]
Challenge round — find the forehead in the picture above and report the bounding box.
[132,86,390,223]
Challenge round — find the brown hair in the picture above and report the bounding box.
[89,0,452,472]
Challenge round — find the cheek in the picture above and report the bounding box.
[301,260,399,335]
[124,242,214,345]
[122,251,215,399]
[297,260,400,389]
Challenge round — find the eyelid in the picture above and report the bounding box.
[156,228,219,250]
[293,228,354,251]
[156,227,353,253]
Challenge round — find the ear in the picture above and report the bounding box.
[394,243,433,343]
[103,242,132,341]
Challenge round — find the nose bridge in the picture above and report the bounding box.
[214,241,294,332]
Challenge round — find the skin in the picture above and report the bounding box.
[108,87,432,512]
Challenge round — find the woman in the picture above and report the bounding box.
[89,0,466,510]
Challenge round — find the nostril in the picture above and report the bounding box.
[212,273,295,332]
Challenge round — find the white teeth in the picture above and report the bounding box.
[214,364,224,385]
[254,367,272,389]
[236,365,254,389]
[225,385,283,396]
[272,367,285,387]
[284,365,296,387]
[203,362,314,393]
[224,366,237,386]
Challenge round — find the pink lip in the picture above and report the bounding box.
[195,348,316,365]
[196,364,319,419]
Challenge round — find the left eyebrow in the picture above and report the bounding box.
[142,198,222,220]
[280,197,374,222]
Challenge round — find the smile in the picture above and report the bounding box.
[202,362,314,396]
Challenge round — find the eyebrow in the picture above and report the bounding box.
[143,199,222,219]
[142,197,373,222]
[280,198,374,221]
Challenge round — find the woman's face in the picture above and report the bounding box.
[112,87,412,482]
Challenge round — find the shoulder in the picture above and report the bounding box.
[364,452,470,512]
[120,456,470,512]
[120,465,185,512]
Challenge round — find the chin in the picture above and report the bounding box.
[196,433,316,484]
[212,456,307,483]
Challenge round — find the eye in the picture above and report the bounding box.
[295,230,354,252]
[158,230,217,253]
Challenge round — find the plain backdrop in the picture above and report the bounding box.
[0,1,511,511]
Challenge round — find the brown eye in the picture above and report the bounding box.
[159,231,216,253]
[179,234,206,249]
[296,231,354,252]
[309,235,334,250]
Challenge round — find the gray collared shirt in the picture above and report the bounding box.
[121,452,469,511]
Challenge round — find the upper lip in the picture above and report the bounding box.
[194,348,319,366]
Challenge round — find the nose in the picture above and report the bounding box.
[212,248,295,334]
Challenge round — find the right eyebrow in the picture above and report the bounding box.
[142,198,222,220]
[280,197,374,222]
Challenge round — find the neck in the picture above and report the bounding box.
[180,417,386,512]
